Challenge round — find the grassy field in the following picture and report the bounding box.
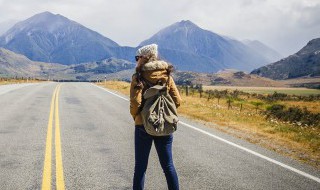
[204,86,320,95]
[98,81,320,168]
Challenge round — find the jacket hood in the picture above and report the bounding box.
[142,60,168,71]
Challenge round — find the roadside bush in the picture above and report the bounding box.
[265,104,320,127]
[254,92,320,102]
[251,101,264,114]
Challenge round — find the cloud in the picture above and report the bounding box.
[0,0,319,56]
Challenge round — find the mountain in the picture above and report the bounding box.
[0,13,286,73]
[140,20,271,72]
[251,38,320,80]
[242,40,283,62]
[156,48,224,73]
[0,12,120,65]
[0,47,65,78]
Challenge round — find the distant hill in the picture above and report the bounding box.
[173,69,285,87]
[140,20,275,72]
[0,12,120,65]
[56,58,135,81]
[0,47,135,81]
[0,47,65,78]
[3,47,314,87]
[251,38,320,80]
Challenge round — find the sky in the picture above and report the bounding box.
[0,0,319,57]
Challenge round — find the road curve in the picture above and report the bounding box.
[0,82,319,190]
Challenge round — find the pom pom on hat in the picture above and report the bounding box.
[136,44,158,58]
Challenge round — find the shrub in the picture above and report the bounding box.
[265,104,320,127]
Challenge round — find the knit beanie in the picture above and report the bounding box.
[136,44,158,58]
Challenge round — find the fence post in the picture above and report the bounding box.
[227,98,232,110]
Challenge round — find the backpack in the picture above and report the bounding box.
[140,77,179,136]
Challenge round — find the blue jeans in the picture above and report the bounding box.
[133,125,179,190]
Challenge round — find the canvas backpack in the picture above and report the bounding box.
[140,76,179,136]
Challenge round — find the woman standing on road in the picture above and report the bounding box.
[130,44,182,190]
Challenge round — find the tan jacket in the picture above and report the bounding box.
[130,60,182,125]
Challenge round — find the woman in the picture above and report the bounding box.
[130,44,182,190]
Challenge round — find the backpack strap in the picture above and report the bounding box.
[141,77,155,87]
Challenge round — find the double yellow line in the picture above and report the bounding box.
[42,84,65,190]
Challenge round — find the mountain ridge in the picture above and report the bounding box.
[251,38,320,80]
[140,20,275,72]
[1,12,283,73]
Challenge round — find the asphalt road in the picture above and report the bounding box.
[0,82,319,190]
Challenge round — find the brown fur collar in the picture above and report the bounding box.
[142,60,168,71]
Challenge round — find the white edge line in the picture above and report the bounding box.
[92,83,320,184]
[179,121,320,183]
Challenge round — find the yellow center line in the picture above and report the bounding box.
[42,85,58,190]
[55,84,65,190]
[42,84,65,190]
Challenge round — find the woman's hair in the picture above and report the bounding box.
[135,55,156,89]
[135,55,158,73]
[167,64,174,75]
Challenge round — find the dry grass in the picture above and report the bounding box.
[178,94,320,167]
[204,85,320,95]
[98,80,130,95]
[0,78,43,85]
[97,81,320,168]
[285,101,320,113]
[281,77,320,85]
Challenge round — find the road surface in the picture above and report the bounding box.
[0,82,319,189]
